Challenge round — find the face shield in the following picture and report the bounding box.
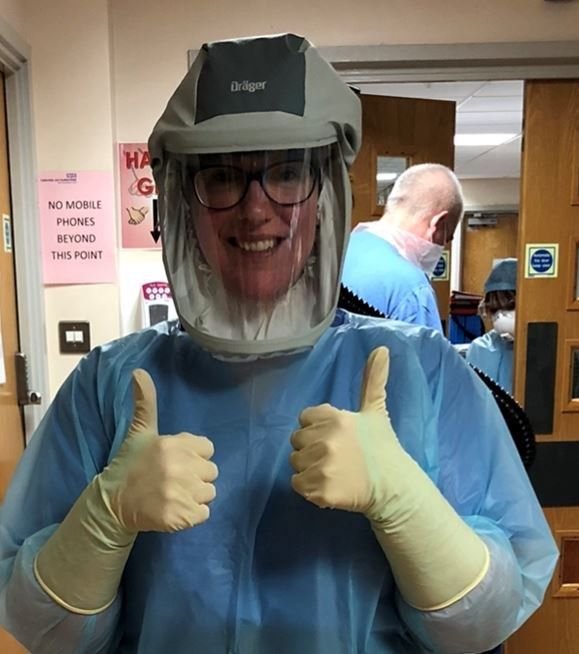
[149,33,361,357]
[159,144,348,354]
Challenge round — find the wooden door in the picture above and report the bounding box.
[461,212,519,332]
[505,80,579,654]
[0,73,28,654]
[349,93,456,325]
[461,213,519,296]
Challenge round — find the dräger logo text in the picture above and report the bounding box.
[230,80,268,93]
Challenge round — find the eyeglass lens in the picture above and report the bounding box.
[193,161,316,210]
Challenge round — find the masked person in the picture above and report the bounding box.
[342,163,463,332]
[466,258,517,393]
[0,35,556,654]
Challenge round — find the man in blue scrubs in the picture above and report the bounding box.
[342,163,464,332]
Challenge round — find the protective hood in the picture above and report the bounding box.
[148,34,361,357]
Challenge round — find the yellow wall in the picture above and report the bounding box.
[7,0,579,395]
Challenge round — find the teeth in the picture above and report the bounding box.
[237,239,276,252]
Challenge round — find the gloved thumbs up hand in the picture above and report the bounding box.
[34,368,219,614]
[290,346,409,522]
[99,368,219,534]
[291,348,491,612]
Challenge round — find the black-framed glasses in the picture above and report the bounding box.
[192,160,319,210]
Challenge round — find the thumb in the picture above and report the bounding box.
[359,347,389,413]
[128,368,159,436]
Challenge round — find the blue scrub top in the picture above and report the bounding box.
[0,314,556,653]
[466,330,514,393]
[342,230,443,332]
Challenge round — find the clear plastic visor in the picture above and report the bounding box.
[159,145,348,355]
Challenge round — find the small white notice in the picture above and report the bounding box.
[3,214,11,252]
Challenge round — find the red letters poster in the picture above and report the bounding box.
[38,171,116,285]
[118,143,160,249]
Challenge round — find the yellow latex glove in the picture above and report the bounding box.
[35,369,218,614]
[290,346,489,611]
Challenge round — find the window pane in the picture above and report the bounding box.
[376,156,407,206]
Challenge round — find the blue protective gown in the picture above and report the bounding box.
[0,312,556,653]
[466,330,514,394]
[342,230,443,332]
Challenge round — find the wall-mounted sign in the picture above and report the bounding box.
[431,250,450,282]
[525,243,559,278]
[3,214,11,252]
[38,171,116,285]
[118,143,160,249]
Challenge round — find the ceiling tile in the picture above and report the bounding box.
[473,80,524,97]
[460,96,523,113]
[455,112,522,129]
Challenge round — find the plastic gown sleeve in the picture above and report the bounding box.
[0,350,132,652]
[392,336,558,653]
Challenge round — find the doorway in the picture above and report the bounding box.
[325,42,579,654]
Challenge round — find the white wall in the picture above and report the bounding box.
[22,0,119,395]
[9,0,579,396]
[110,0,579,145]
[461,178,520,210]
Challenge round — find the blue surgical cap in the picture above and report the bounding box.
[485,258,517,293]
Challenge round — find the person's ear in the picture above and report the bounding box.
[428,210,449,245]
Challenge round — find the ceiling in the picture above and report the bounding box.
[357,80,524,179]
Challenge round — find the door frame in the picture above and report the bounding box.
[319,41,579,83]
[0,17,48,438]
[320,40,579,293]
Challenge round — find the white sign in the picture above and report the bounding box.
[525,243,559,278]
[3,214,11,252]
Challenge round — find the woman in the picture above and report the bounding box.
[467,258,517,393]
[0,35,556,654]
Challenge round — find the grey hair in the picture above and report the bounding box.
[386,163,464,227]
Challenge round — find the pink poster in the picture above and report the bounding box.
[118,143,160,249]
[38,171,117,285]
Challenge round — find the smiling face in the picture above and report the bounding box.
[190,150,320,303]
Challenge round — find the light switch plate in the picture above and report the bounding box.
[58,321,91,354]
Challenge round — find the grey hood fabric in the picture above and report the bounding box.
[149,34,360,163]
[148,34,362,357]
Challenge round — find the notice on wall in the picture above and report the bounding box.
[39,171,116,285]
[525,243,559,279]
[3,214,12,252]
[118,143,160,249]
[431,250,450,282]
